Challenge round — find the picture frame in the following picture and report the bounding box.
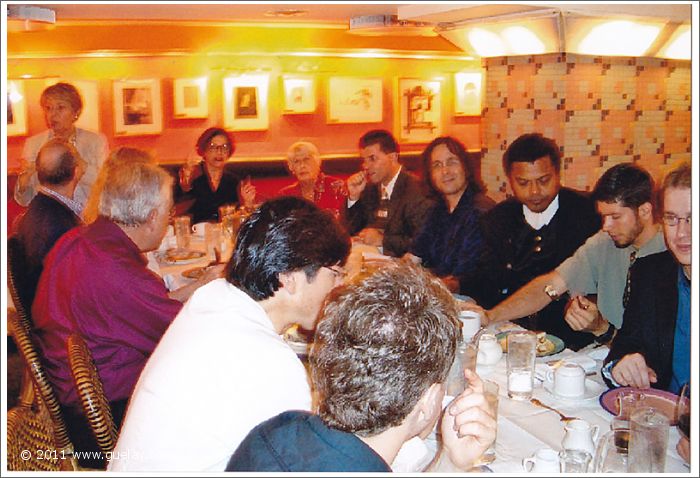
[327,77,383,124]
[282,75,315,114]
[113,79,162,136]
[173,77,208,118]
[45,79,100,132]
[223,74,269,131]
[7,80,28,136]
[454,71,483,116]
[396,78,442,144]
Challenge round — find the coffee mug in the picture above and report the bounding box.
[523,448,560,472]
[192,222,207,237]
[546,362,585,398]
[459,310,481,341]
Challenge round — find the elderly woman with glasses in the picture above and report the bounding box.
[14,82,108,211]
[278,141,345,215]
[178,127,256,223]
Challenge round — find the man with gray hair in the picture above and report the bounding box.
[11,139,85,311]
[32,160,218,468]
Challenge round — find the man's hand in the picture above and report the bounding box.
[565,295,608,335]
[677,436,690,464]
[356,227,383,247]
[346,171,367,201]
[611,353,658,389]
[440,369,496,470]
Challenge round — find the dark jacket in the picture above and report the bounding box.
[344,169,435,257]
[12,192,81,311]
[603,251,681,391]
[227,411,391,472]
[461,187,601,350]
[177,163,241,223]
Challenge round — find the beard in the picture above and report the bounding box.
[612,216,644,248]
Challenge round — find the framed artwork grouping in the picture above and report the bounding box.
[223,74,270,131]
[113,78,163,136]
[327,77,383,124]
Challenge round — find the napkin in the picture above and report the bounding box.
[586,345,610,361]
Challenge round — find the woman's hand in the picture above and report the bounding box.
[240,176,257,208]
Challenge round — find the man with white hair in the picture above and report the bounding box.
[32,160,218,467]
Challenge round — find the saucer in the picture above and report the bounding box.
[543,378,605,402]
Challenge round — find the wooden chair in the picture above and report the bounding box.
[67,333,118,454]
[6,310,78,470]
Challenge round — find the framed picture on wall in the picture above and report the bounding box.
[454,71,483,116]
[282,75,315,114]
[45,79,100,132]
[7,80,28,136]
[223,74,269,131]
[113,79,162,136]
[173,77,208,118]
[396,78,442,144]
[327,77,383,124]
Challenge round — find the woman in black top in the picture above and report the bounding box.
[177,127,256,223]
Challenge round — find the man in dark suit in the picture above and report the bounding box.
[344,129,434,257]
[461,133,601,350]
[603,161,691,394]
[12,139,85,311]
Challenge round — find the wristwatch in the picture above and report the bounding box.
[544,284,559,300]
[594,322,616,344]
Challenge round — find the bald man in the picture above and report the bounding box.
[11,139,85,311]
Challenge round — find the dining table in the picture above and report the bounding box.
[390,323,690,473]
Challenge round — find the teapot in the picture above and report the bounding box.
[562,419,599,456]
[477,333,503,366]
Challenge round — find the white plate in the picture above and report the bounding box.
[543,378,605,402]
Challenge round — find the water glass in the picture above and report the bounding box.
[617,389,646,420]
[205,223,222,262]
[476,380,499,464]
[559,449,591,472]
[628,406,669,472]
[594,428,629,472]
[506,331,536,400]
[446,342,477,397]
[173,216,191,251]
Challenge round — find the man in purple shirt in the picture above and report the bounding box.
[32,160,217,467]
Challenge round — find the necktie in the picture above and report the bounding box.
[622,250,638,308]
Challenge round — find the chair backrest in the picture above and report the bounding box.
[7,235,32,323]
[67,333,118,454]
[6,311,74,453]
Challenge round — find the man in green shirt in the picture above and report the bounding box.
[483,163,666,342]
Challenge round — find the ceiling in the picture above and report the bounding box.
[18,2,694,25]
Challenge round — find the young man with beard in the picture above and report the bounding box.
[482,163,667,342]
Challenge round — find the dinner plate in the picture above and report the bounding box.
[182,266,207,279]
[599,387,680,425]
[162,249,206,264]
[543,378,605,402]
[496,332,565,357]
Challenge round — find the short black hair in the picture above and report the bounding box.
[592,163,654,209]
[421,136,484,196]
[196,127,235,157]
[226,197,351,301]
[502,133,561,175]
[358,129,399,155]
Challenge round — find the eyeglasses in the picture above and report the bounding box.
[429,158,462,172]
[662,214,691,227]
[290,156,314,168]
[326,266,347,280]
[206,143,231,153]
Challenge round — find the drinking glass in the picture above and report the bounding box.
[475,380,499,465]
[593,428,629,472]
[628,406,669,472]
[446,342,477,397]
[617,389,646,420]
[205,223,222,262]
[506,331,536,400]
[173,216,191,251]
[559,449,591,473]
[676,382,690,440]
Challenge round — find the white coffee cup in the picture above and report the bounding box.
[192,222,208,237]
[546,362,586,398]
[523,447,560,472]
[459,310,481,341]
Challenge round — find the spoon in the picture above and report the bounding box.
[530,398,578,422]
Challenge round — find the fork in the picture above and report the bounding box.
[530,398,578,422]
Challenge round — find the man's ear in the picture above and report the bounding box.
[415,383,444,439]
[638,201,653,220]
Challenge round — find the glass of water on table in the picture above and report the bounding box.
[506,331,536,400]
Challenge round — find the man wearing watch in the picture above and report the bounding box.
[483,163,666,342]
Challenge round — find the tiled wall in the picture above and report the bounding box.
[480,53,692,201]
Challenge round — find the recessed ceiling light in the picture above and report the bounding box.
[264,9,308,18]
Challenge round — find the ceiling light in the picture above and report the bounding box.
[658,24,691,60]
[348,15,437,37]
[572,19,662,57]
[264,9,308,18]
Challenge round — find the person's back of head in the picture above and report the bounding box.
[502,133,561,175]
[98,161,173,226]
[226,196,351,301]
[359,129,399,155]
[311,261,460,436]
[592,162,654,209]
[36,139,82,187]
